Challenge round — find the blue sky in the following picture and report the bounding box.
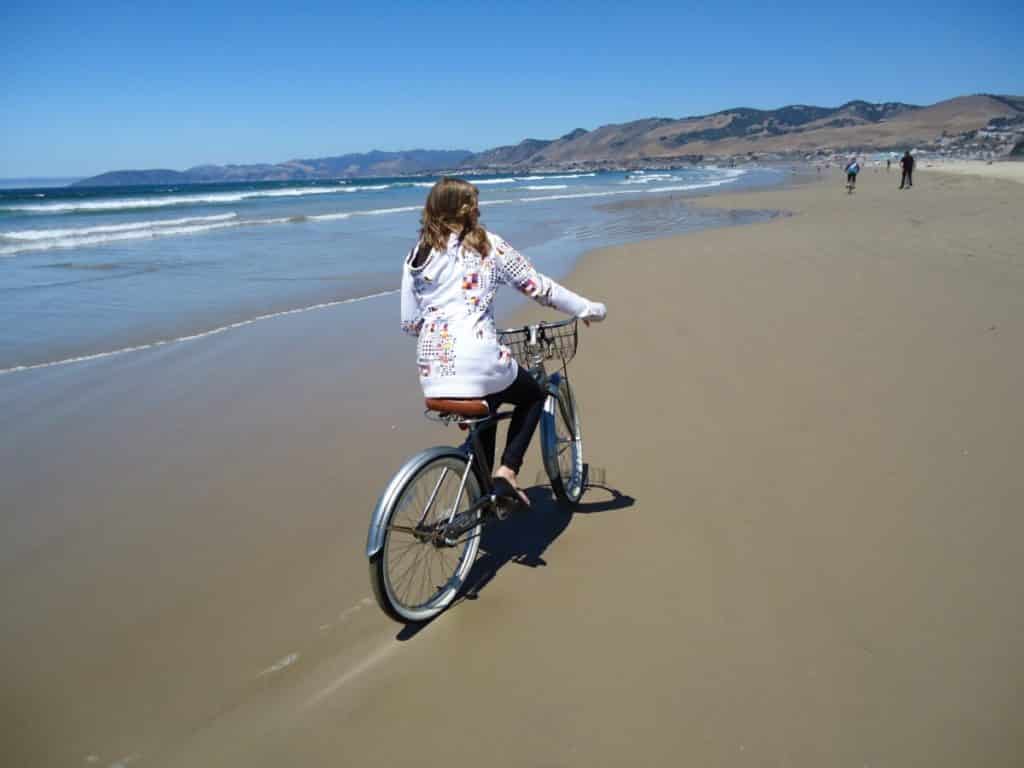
[1,0,1020,177]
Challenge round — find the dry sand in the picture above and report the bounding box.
[922,158,1024,183]
[3,168,1022,766]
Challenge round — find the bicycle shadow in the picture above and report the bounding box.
[395,481,635,641]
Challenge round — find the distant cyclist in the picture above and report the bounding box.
[845,157,861,191]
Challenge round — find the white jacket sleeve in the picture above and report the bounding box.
[492,235,606,321]
[400,266,423,337]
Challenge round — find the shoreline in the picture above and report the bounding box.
[4,168,1022,766]
[0,166,793,374]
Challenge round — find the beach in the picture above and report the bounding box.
[3,166,1023,766]
[920,158,1024,183]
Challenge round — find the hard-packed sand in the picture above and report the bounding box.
[3,167,1022,766]
[922,158,1024,182]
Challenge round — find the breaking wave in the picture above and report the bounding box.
[0,214,243,256]
[1,185,354,214]
[0,170,747,256]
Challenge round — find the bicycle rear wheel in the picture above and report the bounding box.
[370,455,482,622]
[541,373,584,506]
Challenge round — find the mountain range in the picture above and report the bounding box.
[77,149,473,187]
[74,94,1024,186]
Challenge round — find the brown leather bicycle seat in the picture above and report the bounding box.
[425,398,490,418]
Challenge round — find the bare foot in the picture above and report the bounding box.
[493,465,530,506]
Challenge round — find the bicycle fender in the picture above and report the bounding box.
[365,445,470,559]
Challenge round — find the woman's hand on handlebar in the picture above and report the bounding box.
[578,301,607,327]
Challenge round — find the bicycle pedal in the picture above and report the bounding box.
[492,494,514,521]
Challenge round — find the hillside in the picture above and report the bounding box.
[74,149,473,187]
[467,95,1024,168]
[74,94,1024,186]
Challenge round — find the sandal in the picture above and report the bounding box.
[491,476,528,519]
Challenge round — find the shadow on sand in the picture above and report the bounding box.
[395,481,634,641]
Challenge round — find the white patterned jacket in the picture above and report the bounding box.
[401,231,605,398]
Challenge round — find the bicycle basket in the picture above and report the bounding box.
[499,319,578,370]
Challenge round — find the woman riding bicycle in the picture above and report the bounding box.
[401,177,607,507]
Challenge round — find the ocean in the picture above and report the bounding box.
[0,167,783,372]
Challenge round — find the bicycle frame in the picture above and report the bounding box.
[366,320,573,560]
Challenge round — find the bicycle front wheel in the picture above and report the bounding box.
[370,454,482,623]
[541,373,584,506]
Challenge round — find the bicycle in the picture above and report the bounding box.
[366,318,585,623]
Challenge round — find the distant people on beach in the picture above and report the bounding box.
[887,158,892,172]
[900,151,915,189]
[845,157,860,191]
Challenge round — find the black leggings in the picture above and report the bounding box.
[479,367,546,474]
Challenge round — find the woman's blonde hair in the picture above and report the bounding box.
[419,177,490,258]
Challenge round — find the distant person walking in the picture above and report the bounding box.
[899,150,914,189]
[845,156,860,191]
[887,157,892,172]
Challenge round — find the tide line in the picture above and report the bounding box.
[0,289,398,376]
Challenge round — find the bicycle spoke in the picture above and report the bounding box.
[387,545,417,569]
[416,467,449,526]
[379,455,483,617]
[391,548,423,602]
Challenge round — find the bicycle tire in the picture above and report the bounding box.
[369,454,482,622]
[541,373,584,506]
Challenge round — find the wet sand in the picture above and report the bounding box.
[3,168,1023,766]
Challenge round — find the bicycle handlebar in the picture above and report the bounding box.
[496,317,577,336]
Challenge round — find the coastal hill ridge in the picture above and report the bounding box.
[74,94,1024,186]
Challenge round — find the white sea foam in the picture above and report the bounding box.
[519,171,744,203]
[515,173,597,181]
[0,289,399,376]
[699,167,746,179]
[1,213,238,241]
[308,204,421,223]
[307,212,353,223]
[620,173,677,185]
[3,185,372,214]
[2,173,602,216]
[356,205,423,216]
[0,216,248,256]
[471,173,597,185]
[647,177,742,193]
[520,190,634,202]
[0,171,746,255]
